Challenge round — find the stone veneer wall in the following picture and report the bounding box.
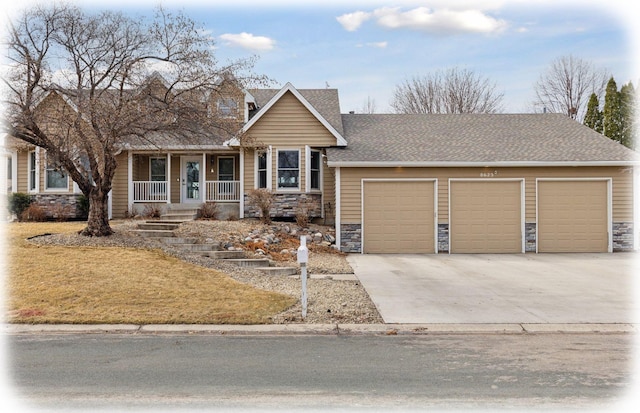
[437,224,448,253]
[31,193,86,220]
[525,223,537,252]
[244,193,322,220]
[613,222,634,252]
[340,224,362,253]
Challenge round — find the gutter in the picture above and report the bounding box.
[326,160,640,168]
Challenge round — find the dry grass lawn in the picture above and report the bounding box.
[3,222,297,324]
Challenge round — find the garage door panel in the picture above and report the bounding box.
[537,180,608,253]
[363,181,435,254]
[450,180,522,254]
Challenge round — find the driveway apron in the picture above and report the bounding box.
[347,253,638,324]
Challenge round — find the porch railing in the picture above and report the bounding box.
[133,181,167,202]
[206,180,240,202]
[133,180,240,202]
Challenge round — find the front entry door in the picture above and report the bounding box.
[181,156,201,203]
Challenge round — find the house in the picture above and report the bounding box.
[2,82,639,253]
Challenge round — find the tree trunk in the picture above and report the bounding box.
[80,187,113,236]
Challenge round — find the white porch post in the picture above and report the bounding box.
[239,149,245,218]
[334,166,341,251]
[201,153,207,203]
[127,151,133,215]
[166,153,172,205]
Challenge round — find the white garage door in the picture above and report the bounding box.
[450,180,523,253]
[537,180,609,253]
[363,180,436,254]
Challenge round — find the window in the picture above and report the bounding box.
[257,151,268,189]
[28,151,37,191]
[150,157,167,181]
[46,157,68,190]
[310,150,321,190]
[217,98,238,117]
[218,157,235,181]
[277,150,299,189]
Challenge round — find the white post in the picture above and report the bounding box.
[297,235,309,319]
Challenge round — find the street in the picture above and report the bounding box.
[5,332,637,411]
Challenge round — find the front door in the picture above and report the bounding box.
[181,156,201,203]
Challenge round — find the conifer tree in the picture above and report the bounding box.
[583,93,603,133]
[619,82,636,148]
[603,77,623,144]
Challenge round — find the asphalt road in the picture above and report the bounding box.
[5,333,637,411]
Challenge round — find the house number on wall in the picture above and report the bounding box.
[480,170,498,178]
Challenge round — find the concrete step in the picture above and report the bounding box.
[163,237,197,245]
[205,250,246,260]
[133,229,176,238]
[161,213,197,221]
[137,222,180,231]
[225,258,272,268]
[257,267,299,276]
[174,243,220,252]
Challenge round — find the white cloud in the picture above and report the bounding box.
[337,6,508,35]
[368,41,388,48]
[218,32,276,51]
[373,7,507,34]
[336,11,372,31]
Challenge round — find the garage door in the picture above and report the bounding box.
[537,180,609,253]
[363,180,435,254]
[450,180,522,253]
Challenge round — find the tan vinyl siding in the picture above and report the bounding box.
[245,91,338,147]
[323,160,335,219]
[17,150,28,193]
[111,152,129,218]
[339,166,633,224]
[170,155,180,204]
[243,149,255,190]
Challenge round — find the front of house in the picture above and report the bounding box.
[2,82,639,254]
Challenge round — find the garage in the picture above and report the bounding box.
[362,180,436,254]
[537,179,610,253]
[449,180,523,253]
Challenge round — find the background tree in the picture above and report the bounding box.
[360,96,377,114]
[533,55,609,122]
[603,77,623,144]
[2,4,265,236]
[583,93,603,133]
[391,67,503,114]
[619,82,636,148]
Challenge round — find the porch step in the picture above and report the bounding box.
[137,222,181,231]
[204,250,246,260]
[224,258,272,268]
[160,213,198,221]
[133,229,176,238]
[256,267,299,276]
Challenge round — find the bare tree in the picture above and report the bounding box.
[391,67,503,114]
[533,55,609,121]
[360,95,377,114]
[2,4,266,236]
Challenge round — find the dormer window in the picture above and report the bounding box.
[217,98,238,117]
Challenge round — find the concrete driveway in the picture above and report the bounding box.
[347,253,639,324]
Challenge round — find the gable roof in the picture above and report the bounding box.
[327,113,639,166]
[244,83,347,146]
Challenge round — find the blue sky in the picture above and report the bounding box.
[7,0,638,114]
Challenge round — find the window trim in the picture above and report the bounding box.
[45,154,69,191]
[255,149,271,190]
[276,149,300,191]
[28,150,39,193]
[306,147,322,192]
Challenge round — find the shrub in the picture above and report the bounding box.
[247,189,273,224]
[51,203,72,222]
[77,195,90,219]
[200,202,219,220]
[142,204,162,219]
[20,204,47,222]
[8,192,33,218]
[295,199,313,228]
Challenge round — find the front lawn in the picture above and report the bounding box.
[3,222,296,324]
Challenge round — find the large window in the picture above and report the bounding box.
[217,98,238,117]
[150,157,167,181]
[277,150,299,190]
[257,151,268,189]
[310,150,321,190]
[46,157,68,190]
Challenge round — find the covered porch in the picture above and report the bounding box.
[128,151,241,216]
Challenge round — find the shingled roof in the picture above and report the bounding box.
[326,113,639,165]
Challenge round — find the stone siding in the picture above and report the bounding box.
[31,193,87,220]
[340,224,362,253]
[613,222,634,252]
[244,193,322,220]
[437,224,449,253]
[525,222,537,252]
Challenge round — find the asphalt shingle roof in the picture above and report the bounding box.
[327,113,639,164]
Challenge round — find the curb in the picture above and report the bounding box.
[3,323,637,335]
